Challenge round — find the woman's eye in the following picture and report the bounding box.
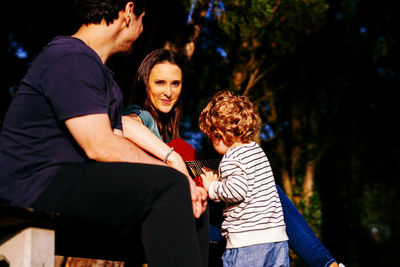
[172,81,181,86]
[155,80,165,85]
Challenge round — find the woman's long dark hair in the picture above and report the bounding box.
[134,48,184,142]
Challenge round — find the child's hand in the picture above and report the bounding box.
[200,168,219,191]
[202,166,217,175]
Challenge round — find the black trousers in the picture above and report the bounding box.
[31,162,209,267]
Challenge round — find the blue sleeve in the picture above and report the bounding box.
[122,105,162,140]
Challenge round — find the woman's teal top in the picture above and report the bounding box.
[122,104,162,140]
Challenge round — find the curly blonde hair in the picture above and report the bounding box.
[199,91,262,147]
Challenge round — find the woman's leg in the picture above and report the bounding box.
[277,185,337,267]
[32,162,208,267]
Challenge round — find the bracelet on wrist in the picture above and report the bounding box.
[163,147,175,163]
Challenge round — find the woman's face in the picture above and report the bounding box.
[147,62,182,114]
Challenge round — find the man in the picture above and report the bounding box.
[0,1,208,266]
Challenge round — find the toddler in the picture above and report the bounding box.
[199,91,289,267]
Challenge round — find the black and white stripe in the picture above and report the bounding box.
[209,142,286,241]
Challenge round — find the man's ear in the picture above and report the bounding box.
[124,2,135,27]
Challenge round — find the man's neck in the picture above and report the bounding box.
[72,21,122,64]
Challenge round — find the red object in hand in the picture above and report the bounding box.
[168,138,204,187]
[193,175,204,187]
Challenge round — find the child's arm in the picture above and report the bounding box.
[201,169,219,192]
[203,160,249,203]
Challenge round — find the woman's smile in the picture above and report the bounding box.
[161,98,173,104]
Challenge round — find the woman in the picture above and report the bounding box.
[122,48,341,267]
[122,49,187,175]
[122,49,210,267]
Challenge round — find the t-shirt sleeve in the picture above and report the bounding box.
[41,53,108,121]
[115,113,123,131]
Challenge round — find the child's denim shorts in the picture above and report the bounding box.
[221,241,289,267]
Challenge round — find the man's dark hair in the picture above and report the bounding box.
[74,0,145,25]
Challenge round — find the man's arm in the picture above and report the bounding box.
[65,113,163,165]
[66,113,207,218]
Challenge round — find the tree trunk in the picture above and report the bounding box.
[302,159,315,211]
[281,167,293,200]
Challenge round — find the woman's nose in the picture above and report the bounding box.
[164,85,172,98]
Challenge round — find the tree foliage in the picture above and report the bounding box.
[180,0,330,235]
[179,2,400,265]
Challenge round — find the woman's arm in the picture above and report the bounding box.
[122,114,208,217]
[122,115,189,177]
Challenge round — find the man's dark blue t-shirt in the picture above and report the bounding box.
[0,36,123,207]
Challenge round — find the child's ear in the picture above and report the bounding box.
[221,138,228,146]
[220,135,230,147]
[216,130,228,145]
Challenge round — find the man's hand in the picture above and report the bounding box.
[188,177,208,218]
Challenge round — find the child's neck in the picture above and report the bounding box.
[228,141,251,150]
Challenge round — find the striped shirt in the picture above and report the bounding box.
[208,142,288,248]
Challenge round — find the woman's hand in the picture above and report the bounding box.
[166,151,191,177]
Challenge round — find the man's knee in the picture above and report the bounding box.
[157,166,191,195]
